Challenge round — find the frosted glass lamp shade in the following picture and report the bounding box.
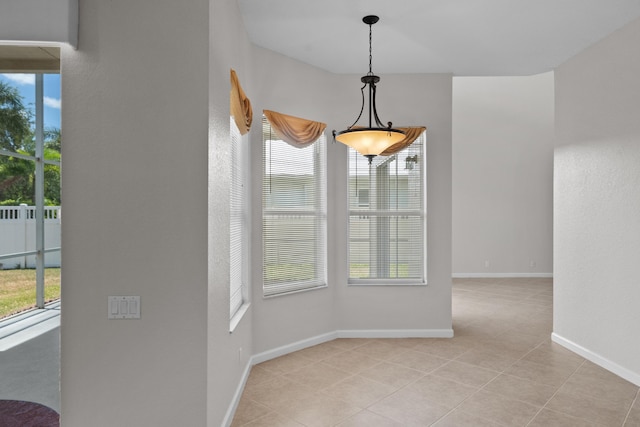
[335,128,405,157]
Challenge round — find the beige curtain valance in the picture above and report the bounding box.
[380,126,427,156]
[263,110,327,148]
[230,69,253,135]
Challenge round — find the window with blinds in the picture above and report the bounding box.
[348,131,426,284]
[230,117,245,319]
[262,117,326,296]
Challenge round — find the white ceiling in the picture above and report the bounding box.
[238,0,640,76]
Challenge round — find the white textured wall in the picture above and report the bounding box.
[452,73,554,277]
[249,49,454,353]
[61,1,210,425]
[36,0,452,423]
[334,73,453,333]
[554,16,640,385]
[249,48,342,353]
[0,0,77,47]
[208,0,255,424]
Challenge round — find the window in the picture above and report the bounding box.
[357,189,369,207]
[1,72,62,318]
[230,118,247,320]
[262,117,326,296]
[348,131,426,284]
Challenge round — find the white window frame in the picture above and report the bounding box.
[347,131,426,286]
[229,117,249,330]
[0,73,61,307]
[262,117,327,297]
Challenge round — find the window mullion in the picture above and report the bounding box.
[35,74,45,308]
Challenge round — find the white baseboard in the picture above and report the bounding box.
[250,331,338,365]
[225,328,454,424]
[453,273,553,278]
[337,329,454,339]
[551,332,640,387]
[250,329,454,365]
[222,359,253,427]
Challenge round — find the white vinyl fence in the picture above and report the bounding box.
[0,205,61,269]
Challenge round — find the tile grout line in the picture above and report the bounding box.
[621,387,640,426]
[358,339,496,426]
[429,292,545,427]
[235,279,559,426]
[427,373,511,427]
[322,347,432,427]
[511,291,562,427]
[426,340,529,426]
[281,347,426,426]
[523,358,587,427]
[433,287,555,426]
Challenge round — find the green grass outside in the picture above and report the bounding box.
[264,263,314,283]
[350,263,409,278]
[0,268,61,319]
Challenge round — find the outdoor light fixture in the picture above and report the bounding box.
[333,15,405,164]
[405,155,419,170]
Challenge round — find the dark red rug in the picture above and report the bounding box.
[0,400,59,427]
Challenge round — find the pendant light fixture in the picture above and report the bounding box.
[333,15,405,164]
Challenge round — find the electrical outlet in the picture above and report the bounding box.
[484,260,490,268]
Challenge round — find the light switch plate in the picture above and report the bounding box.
[108,296,140,319]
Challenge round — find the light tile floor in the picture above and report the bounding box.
[231,278,640,426]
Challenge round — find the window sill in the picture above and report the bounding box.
[229,302,251,334]
[263,283,328,299]
[348,280,427,286]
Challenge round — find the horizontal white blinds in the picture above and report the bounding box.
[263,117,326,296]
[230,117,244,318]
[348,132,425,282]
